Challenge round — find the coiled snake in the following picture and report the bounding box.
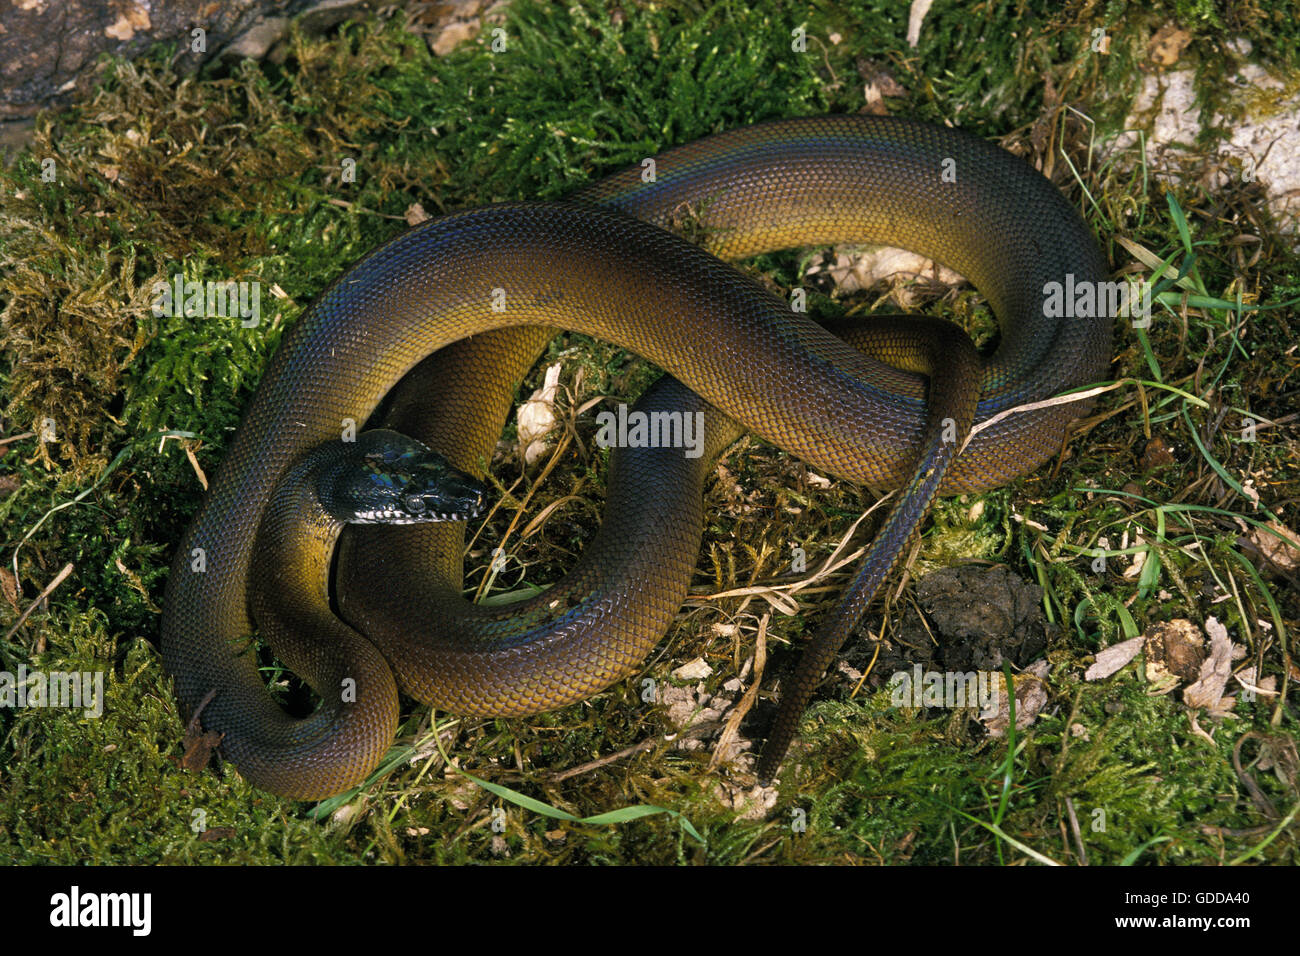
[160,115,1111,799]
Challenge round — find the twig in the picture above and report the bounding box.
[709,613,768,772]
[3,562,73,643]
[544,722,721,783]
[1063,795,1088,865]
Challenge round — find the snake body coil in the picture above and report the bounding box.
[160,116,1111,799]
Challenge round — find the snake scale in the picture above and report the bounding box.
[160,115,1111,799]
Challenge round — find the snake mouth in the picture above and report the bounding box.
[391,485,487,523]
[323,429,492,525]
[351,509,480,524]
[345,469,489,525]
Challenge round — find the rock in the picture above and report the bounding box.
[1105,49,1300,248]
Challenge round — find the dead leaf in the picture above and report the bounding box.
[177,688,224,773]
[672,657,713,681]
[1085,635,1144,680]
[1233,731,1299,820]
[1139,435,1176,470]
[1149,24,1192,66]
[432,21,481,56]
[982,662,1049,737]
[805,247,963,298]
[104,2,151,42]
[906,0,933,48]
[861,63,906,114]
[661,682,730,746]
[1184,617,1238,712]
[711,782,777,821]
[1122,538,1148,580]
[1249,519,1300,572]
[0,568,19,613]
[1240,479,1261,509]
[516,363,562,465]
[1144,618,1206,690]
[1252,733,1299,791]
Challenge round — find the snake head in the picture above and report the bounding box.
[322,429,490,524]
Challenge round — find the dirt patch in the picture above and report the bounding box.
[847,564,1052,683]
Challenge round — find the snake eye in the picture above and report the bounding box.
[403,493,427,515]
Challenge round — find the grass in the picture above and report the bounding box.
[0,0,1296,864]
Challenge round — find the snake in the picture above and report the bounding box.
[160,114,1111,800]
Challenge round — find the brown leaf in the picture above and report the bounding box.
[1148,24,1192,66]
[1184,617,1237,712]
[1144,618,1206,688]
[1085,635,1144,680]
[1249,520,1300,572]
[1139,435,1176,471]
[178,688,224,773]
[982,662,1049,737]
[0,567,19,613]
